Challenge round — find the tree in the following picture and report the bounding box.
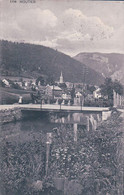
[87,85,96,93]
[100,78,113,100]
[0,80,5,87]
[48,110,123,195]
[58,83,67,89]
[36,76,45,86]
[71,84,75,101]
[47,76,55,86]
[113,80,123,95]
[11,82,21,89]
[100,78,123,100]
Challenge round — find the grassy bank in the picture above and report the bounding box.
[0,109,123,195]
[47,109,124,195]
[0,87,32,104]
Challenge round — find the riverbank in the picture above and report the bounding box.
[0,103,110,125]
[0,107,22,124]
[47,109,124,195]
[0,108,123,195]
[0,107,46,125]
[0,86,32,104]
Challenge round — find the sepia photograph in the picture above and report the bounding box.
[0,0,124,194]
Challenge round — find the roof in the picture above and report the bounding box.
[76,91,82,95]
[2,78,9,82]
[47,85,62,91]
[94,88,101,92]
[2,79,13,84]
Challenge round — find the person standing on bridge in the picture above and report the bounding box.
[18,96,23,104]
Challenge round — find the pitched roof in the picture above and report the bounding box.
[47,85,62,91]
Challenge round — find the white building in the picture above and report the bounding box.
[74,92,84,106]
[15,81,23,87]
[75,92,82,98]
[93,88,102,99]
[62,93,71,100]
[2,79,10,87]
[65,82,73,89]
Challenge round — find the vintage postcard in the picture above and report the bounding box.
[0,0,124,195]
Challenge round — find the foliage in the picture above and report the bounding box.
[0,80,6,87]
[87,85,96,93]
[113,79,123,95]
[46,76,55,86]
[100,78,113,100]
[58,99,63,105]
[84,98,113,107]
[58,83,67,89]
[0,87,32,104]
[36,76,46,86]
[0,40,104,85]
[0,131,46,195]
[71,85,75,100]
[11,82,21,89]
[100,78,123,101]
[0,109,123,195]
[48,111,123,195]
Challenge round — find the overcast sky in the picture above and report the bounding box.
[0,0,124,56]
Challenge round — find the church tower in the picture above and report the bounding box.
[59,71,63,83]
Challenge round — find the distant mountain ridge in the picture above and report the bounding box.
[0,40,104,85]
[74,52,124,84]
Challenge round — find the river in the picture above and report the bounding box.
[0,111,107,195]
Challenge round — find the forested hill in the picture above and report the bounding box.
[0,40,104,85]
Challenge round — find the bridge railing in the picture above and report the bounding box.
[0,104,109,112]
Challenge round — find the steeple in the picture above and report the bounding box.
[60,71,63,83]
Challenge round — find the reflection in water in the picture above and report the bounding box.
[51,112,102,131]
[0,116,62,195]
[0,112,102,194]
[73,123,78,142]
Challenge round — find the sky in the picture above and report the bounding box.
[0,0,124,56]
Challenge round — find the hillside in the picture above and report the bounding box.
[0,87,32,104]
[74,52,124,84]
[0,40,104,85]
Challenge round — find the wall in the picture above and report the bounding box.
[0,108,22,124]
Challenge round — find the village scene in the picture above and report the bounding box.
[0,66,124,195]
[0,1,124,195]
[1,71,123,108]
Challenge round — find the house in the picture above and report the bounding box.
[85,93,94,101]
[74,83,86,89]
[22,79,36,88]
[75,92,82,98]
[14,81,23,87]
[24,81,29,87]
[32,80,36,86]
[38,85,46,94]
[93,88,102,99]
[65,82,73,89]
[74,92,84,106]
[62,93,71,100]
[45,85,62,98]
[75,88,83,93]
[2,79,10,87]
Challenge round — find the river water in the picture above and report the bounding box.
[0,112,101,195]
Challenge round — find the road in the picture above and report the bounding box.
[0,104,109,112]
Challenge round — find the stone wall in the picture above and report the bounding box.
[0,108,22,124]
